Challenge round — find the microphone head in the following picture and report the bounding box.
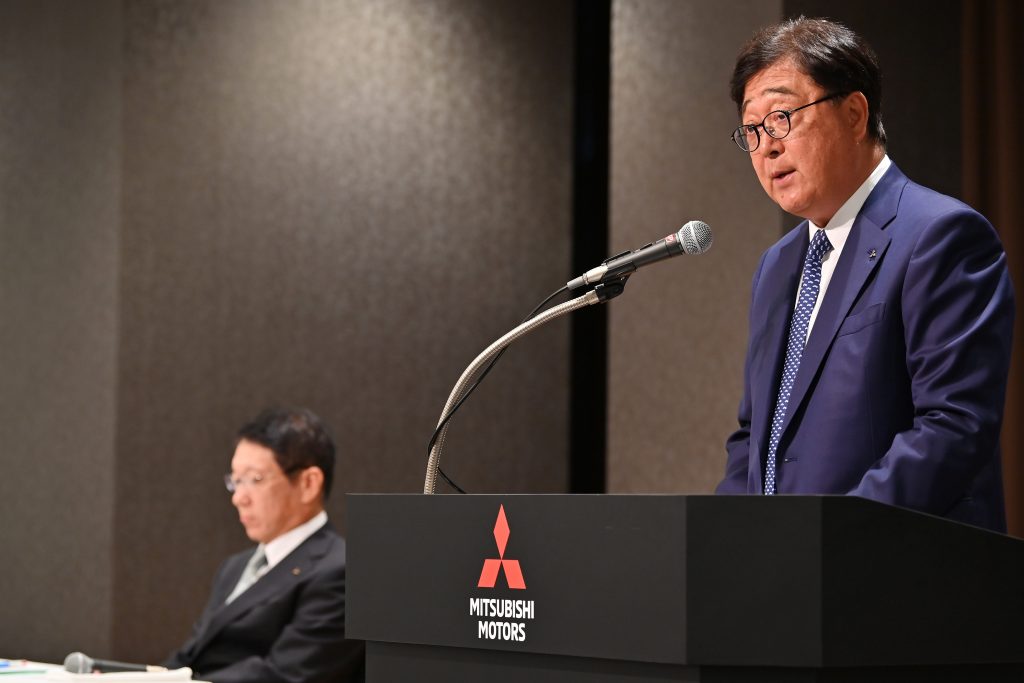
[678,220,712,255]
[64,652,93,674]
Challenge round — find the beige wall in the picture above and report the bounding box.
[607,0,783,492]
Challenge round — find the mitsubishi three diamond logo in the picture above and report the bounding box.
[477,504,526,589]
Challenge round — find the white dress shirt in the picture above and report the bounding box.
[798,154,892,339]
[255,510,328,578]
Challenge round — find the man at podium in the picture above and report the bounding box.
[716,17,1014,532]
[164,408,363,682]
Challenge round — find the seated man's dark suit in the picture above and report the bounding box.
[165,523,363,683]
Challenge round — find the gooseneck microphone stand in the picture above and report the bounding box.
[423,278,629,494]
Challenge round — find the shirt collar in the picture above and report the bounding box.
[809,154,891,247]
[261,509,328,569]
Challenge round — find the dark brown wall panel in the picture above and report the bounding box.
[115,0,573,660]
[0,0,121,662]
[607,0,784,493]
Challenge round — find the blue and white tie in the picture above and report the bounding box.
[764,229,832,495]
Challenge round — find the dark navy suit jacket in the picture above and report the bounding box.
[165,523,363,683]
[717,163,1015,532]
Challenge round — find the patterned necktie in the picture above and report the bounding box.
[225,547,268,604]
[764,229,833,495]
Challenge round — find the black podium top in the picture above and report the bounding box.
[346,494,1024,668]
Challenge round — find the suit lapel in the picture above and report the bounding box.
[750,229,807,476]
[190,525,332,657]
[776,164,906,441]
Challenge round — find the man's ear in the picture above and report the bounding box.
[845,91,871,142]
[299,466,325,504]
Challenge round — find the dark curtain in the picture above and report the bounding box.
[962,0,1024,536]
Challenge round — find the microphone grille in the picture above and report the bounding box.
[64,652,92,674]
[678,220,712,255]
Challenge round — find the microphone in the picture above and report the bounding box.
[64,651,167,674]
[567,220,712,291]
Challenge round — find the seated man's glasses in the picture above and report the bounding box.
[224,467,303,493]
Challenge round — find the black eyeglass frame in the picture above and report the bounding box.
[731,92,849,152]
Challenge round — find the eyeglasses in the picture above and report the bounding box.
[225,472,270,493]
[224,467,302,493]
[730,92,847,152]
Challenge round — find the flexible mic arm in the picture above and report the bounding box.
[423,281,627,494]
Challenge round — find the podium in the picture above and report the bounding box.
[346,494,1024,682]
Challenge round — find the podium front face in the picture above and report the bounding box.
[346,494,1024,682]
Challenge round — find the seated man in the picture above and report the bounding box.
[165,408,363,682]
